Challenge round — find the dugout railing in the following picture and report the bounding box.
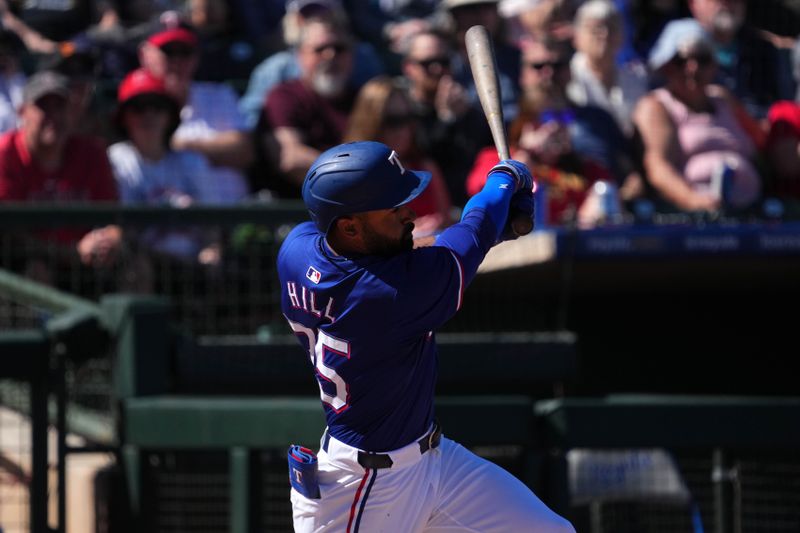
[0,327,50,533]
[0,268,113,533]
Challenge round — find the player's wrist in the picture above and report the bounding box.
[484,170,517,193]
[488,159,533,193]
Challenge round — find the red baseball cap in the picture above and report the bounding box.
[147,26,198,49]
[118,68,172,105]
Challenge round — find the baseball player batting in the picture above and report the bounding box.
[278,141,574,532]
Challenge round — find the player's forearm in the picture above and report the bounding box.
[460,173,515,238]
[274,129,322,185]
[644,153,703,210]
[175,131,255,170]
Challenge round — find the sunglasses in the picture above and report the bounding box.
[160,44,196,58]
[526,60,569,71]
[412,57,450,71]
[312,42,350,55]
[126,96,173,113]
[672,52,714,67]
[382,113,414,128]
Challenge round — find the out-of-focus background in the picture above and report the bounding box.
[1,0,800,531]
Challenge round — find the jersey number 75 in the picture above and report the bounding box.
[286,319,350,413]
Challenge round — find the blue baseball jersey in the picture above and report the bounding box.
[278,210,499,452]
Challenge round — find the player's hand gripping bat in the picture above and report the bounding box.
[465,25,534,237]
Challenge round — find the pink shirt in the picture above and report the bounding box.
[654,88,761,207]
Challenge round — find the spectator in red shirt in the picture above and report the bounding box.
[261,17,356,194]
[0,70,121,267]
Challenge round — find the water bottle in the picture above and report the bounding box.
[762,197,784,222]
[711,159,737,205]
[534,180,548,229]
[592,180,622,225]
[632,198,655,225]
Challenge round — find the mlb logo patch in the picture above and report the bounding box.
[306,266,321,284]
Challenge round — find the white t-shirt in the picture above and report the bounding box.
[108,141,216,260]
[173,82,250,204]
[568,53,648,137]
[0,72,25,134]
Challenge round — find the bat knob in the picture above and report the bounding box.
[511,214,533,236]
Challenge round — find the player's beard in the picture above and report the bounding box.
[522,85,560,112]
[361,222,415,256]
[312,64,348,99]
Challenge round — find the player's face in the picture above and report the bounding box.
[356,205,417,256]
[520,42,570,107]
[299,22,353,98]
[405,34,451,93]
[574,15,623,64]
[690,0,745,35]
[123,95,173,143]
[666,42,716,93]
[22,94,70,150]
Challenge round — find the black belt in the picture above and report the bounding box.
[323,422,442,470]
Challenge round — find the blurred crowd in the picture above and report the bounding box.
[0,0,799,278]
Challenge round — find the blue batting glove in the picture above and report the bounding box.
[488,159,534,193]
[498,189,535,243]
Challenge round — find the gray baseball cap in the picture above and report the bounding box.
[22,71,70,104]
[648,18,714,71]
[443,0,498,9]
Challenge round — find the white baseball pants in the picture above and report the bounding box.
[291,431,576,532]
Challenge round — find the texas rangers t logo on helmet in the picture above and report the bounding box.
[387,150,406,174]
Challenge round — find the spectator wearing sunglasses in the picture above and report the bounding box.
[261,18,357,196]
[108,68,220,269]
[238,0,384,129]
[444,0,521,124]
[633,18,763,213]
[138,20,253,204]
[567,0,648,138]
[344,75,454,237]
[399,29,491,206]
[467,36,643,227]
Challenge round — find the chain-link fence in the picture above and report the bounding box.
[0,203,307,338]
[566,449,800,533]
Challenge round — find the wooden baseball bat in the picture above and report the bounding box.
[465,25,533,236]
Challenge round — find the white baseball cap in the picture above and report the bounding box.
[648,18,714,71]
[498,0,543,18]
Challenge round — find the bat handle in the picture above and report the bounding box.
[500,148,533,236]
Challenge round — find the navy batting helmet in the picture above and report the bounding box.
[302,141,432,233]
